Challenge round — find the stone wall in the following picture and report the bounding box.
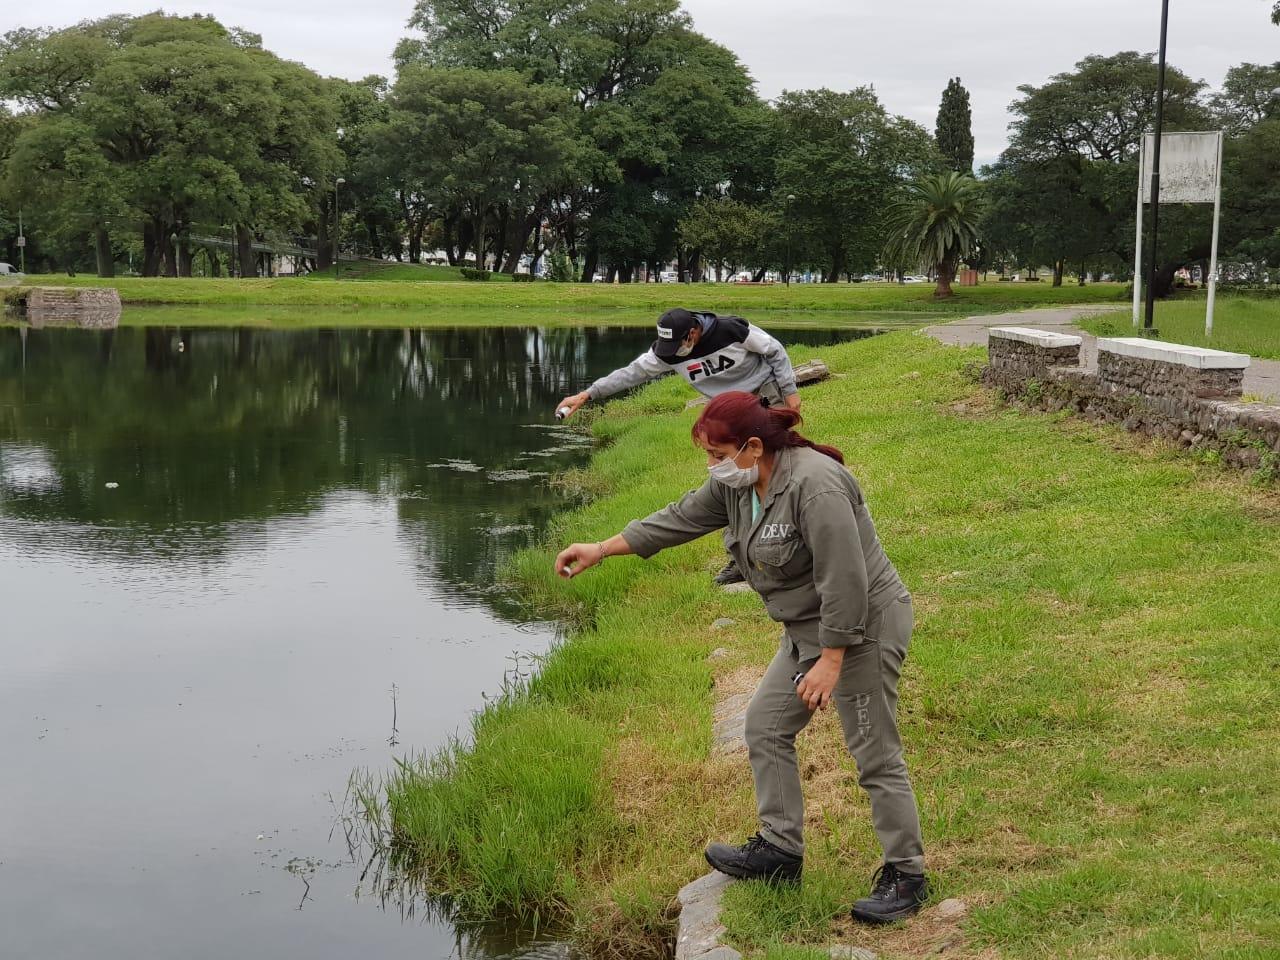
[984,329,1280,480]
[20,286,121,328]
[987,330,1081,382]
[1099,353,1245,407]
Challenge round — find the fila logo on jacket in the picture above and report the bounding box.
[657,314,784,395]
[686,353,737,382]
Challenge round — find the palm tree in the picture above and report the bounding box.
[882,172,984,298]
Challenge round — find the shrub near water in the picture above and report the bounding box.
[385,704,606,915]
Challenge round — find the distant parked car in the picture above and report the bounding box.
[902,275,927,283]
[0,262,23,277]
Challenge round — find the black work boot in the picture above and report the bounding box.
[850,863,928,924]
[704,833,802,883]
[713,558,746,586]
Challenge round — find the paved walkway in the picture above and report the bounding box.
[923,306,1280,402]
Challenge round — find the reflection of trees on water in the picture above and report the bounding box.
[0,325,650,598]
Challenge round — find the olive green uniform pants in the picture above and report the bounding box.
[744,594,926,874]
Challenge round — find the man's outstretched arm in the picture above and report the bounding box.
[555,350,668,418]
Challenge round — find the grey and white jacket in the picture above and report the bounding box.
[585,313,798,401]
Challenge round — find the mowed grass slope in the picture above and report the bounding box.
[382,331,1280,959]
[306,260,516,281]
[22,274,1126,317]
[1081,296,1280,360]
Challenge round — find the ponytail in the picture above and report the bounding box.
[692,391,844,464]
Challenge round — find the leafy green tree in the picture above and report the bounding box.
[883,172,984,298]
[774,87,940,282]
[936,77,975,174]
[583,30,761,280]
[677,196,777,274]
[330,77,403,262]
[987,51,1211,295]
[385,66,578,271]
[0,14,339,277]
[1211,62,1280,134]
[396,0,760,281]
[1222,117,1280,267]
[544,244,576,281]
[1009,52,1206,163]
[3,114,127,274]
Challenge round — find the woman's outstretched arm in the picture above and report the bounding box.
[554,480,729,579]
[555,534,634,579]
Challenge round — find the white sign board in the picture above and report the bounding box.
[1140,131,1222,204]
[1133,130,1226,337]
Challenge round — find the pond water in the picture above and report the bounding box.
[0,322,878,959]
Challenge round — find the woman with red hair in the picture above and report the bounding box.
[555,391,928,925]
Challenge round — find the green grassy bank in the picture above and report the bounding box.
[308,261,517,282]
[1080,296,1280,360]
[101,304,934,330]
[380,330,1280,959]
[15,275,1126,318]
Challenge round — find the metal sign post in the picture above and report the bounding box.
[1132,137,1145,327]
[1205,132,1224,337]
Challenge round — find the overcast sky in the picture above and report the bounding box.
[9,1,1279,165]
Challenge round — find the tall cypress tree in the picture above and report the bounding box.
[936,77,975,174]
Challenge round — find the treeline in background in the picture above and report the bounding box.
[0,1,1277,293]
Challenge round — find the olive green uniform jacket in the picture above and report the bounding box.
[621,445,908,661]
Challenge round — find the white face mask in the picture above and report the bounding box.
[674,339,695,358]
[708,441,759,488]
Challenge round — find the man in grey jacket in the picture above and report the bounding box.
[556,308,800,585]
[555,308,802,419]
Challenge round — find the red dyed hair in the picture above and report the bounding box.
[692,391,845,464]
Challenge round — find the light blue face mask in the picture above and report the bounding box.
[708,441,759,488]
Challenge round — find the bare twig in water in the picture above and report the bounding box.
[296,876,312,911]
[387,683,399,747]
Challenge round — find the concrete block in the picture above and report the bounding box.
[828,946,878,960]
[1099,337,1250,370]
[989,327,1082,349]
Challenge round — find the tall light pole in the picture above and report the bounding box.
[333,177,346,280]
[1143,0,1171,333]
[17,209,25,274]
[333,125,346,281]
[785,194,796,286]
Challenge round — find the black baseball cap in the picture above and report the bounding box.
[653,308,699,358]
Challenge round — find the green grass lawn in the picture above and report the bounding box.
[99,304,939,330]
[15,274,1126,319]
[1080,295,1280,359]
[307,260,516,282]
[376,331,1280,959]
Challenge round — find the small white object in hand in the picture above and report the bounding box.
[562,566,572,576]
[105,482,119,489]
